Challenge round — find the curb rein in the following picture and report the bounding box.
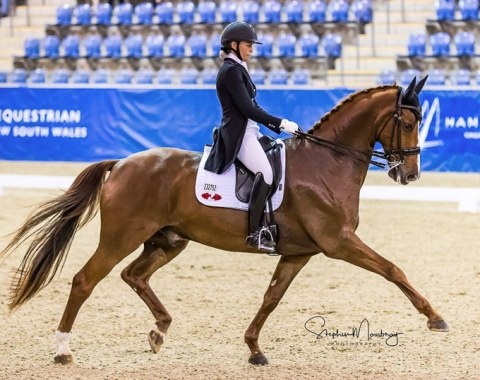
[294,88,422,171]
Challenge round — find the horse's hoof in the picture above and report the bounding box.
[148,329,164,354]
[427,319,449,332]
[248,353,269,366]
[54,354,73,364]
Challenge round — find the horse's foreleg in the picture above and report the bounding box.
[326,233,449,332]
[245,254,312,365]
[55,244,133,364]
[121,231,189,354]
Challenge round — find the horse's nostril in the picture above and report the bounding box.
[406,173,418,182]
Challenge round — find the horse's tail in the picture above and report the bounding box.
[1,160,118,311]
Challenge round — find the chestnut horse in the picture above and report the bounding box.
[1,77,448,366]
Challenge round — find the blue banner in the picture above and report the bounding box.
[0,86,479,172]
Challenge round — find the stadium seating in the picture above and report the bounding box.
[0,72,7,83]
[114,69,133,84]
[329,0,350,23]
[201,67,217,84]
[176,0,195,24]
[458,0,479,20]
[399,68,421,85]
[157,67,175,84]
[277,31,297,57]
[219,1,237,23]
[269,68,288,85]
[84,33,102,59]
[323,33,342,59]
[96,3,112,25]
[72,69,90,84]
[308,0,327,22]
[145,33,164,57]
[92,69,109,83]
[428,68,447,85]
[454,31,476,56]
[407,33,427,57]
[263,0,282,23]
[242,1,260,24]
[155,1,174,24]
[291,68,311,85]
[24,37,41,59]
[104,34,123,58]
[452,68,472,85]
[62,34,80,59]
[377,69,396,85]
[114,3,133,25]
[430,32,451,56]
[29,68,46,83]
[286,1,304,23]
[124,34,143,58]
[180,66,198,84]
[188,33,207,57]
[44,35,60,58]
[198,0,217,24]
[256,32,274,57]
[135,2,154,25]
[167,32,186,57]
[435,0,455,21]
[52,68,70,83]
[352,0,373,24]
[56,4,73,26]
[74,4,92,25]
[299,32,320,57]
[136,68,154,84]
[250,67,266,84]
[11,68,28,83]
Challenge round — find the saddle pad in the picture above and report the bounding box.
[195,140,286,211]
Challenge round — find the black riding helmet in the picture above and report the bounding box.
[220,22,262,61]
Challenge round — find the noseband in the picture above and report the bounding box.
[372,88,422,170]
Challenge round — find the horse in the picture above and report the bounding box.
[0,77,449,366]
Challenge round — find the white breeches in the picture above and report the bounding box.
[236,122,273,185]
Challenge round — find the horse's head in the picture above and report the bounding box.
[376,76,427,185]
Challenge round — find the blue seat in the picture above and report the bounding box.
[292,68,310,85]
[155,1,174,24]
[208,32,221,56]
[299,32,319,57]
[351,0,372,23]
[201,67,217,84]
[407,33,426,57]
[277,31,296,57]
[62,35,80,58]
[44,35,60,58]
[198,0,216,23]
[452,68,471,85]
[52,68,70,84]
[286,0,304,23]
[24,37,40,58]
[167,33,186,57]
[263,0,281,23]
[29,68,46,83]
[72,69,90,84]
[56,4,73,25]
[435,0,455,21]
[250,67,266,84]
[135,2,153,25]
[96,3,112,25]
[124,34,143,58]
[145,33,164,57]
[188,33,207,57]
[180,67,198,84]
[115,69,133,84]
[75,4,92,25]
[308,0,326,22]
[454,31,475,56]
[269,68,288,85]
[84,33,102,58]
[114,3,133,25]
[219,1,237,23]
[459,0,479,20]
[93,69,109,83]
[330,0,349,23]
[322,33,342,58]
[176,1,195,24]
[104,34,122,58]
[157,68,175,84]
[377,69,396,85]
[242,0,259,24]
[428,69,446,85]
[11,68,28,84]
[136,68,154,84]
[430,32,451,56]
[256,32,273,57]
[0,71,7,83]
[399,69,421,86]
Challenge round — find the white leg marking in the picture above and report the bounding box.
[55,330,72,356]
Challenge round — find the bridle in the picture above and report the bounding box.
[372,87,422,170]
[295,87,422,170]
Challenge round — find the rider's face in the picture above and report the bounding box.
[233,41,254,62]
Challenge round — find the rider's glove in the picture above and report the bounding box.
[280,119,299,134]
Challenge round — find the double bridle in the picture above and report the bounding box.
[295,88,422,170]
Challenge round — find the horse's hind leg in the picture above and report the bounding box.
[55,242,137,364]
[120,229,189,354]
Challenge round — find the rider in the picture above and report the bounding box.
[204,21,299,253]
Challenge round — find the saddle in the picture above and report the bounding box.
[235,136,283,203]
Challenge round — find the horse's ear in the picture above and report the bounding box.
[415,75,428,94]
[403,77,417,99]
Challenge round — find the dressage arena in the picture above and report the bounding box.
[0,161,478,380]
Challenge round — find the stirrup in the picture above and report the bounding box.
[246,226,277,254]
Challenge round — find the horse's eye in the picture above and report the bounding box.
[404,123,413,132]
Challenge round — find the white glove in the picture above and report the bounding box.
[280,119,299,134]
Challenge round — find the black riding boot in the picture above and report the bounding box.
[246,173,276,253]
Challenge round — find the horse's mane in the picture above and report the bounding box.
[308,84,398,133]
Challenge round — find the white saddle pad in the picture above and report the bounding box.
[195,140,286,211]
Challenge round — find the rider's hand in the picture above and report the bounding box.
[280,119,299,134]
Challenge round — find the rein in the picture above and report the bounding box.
[295,88,422,170]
